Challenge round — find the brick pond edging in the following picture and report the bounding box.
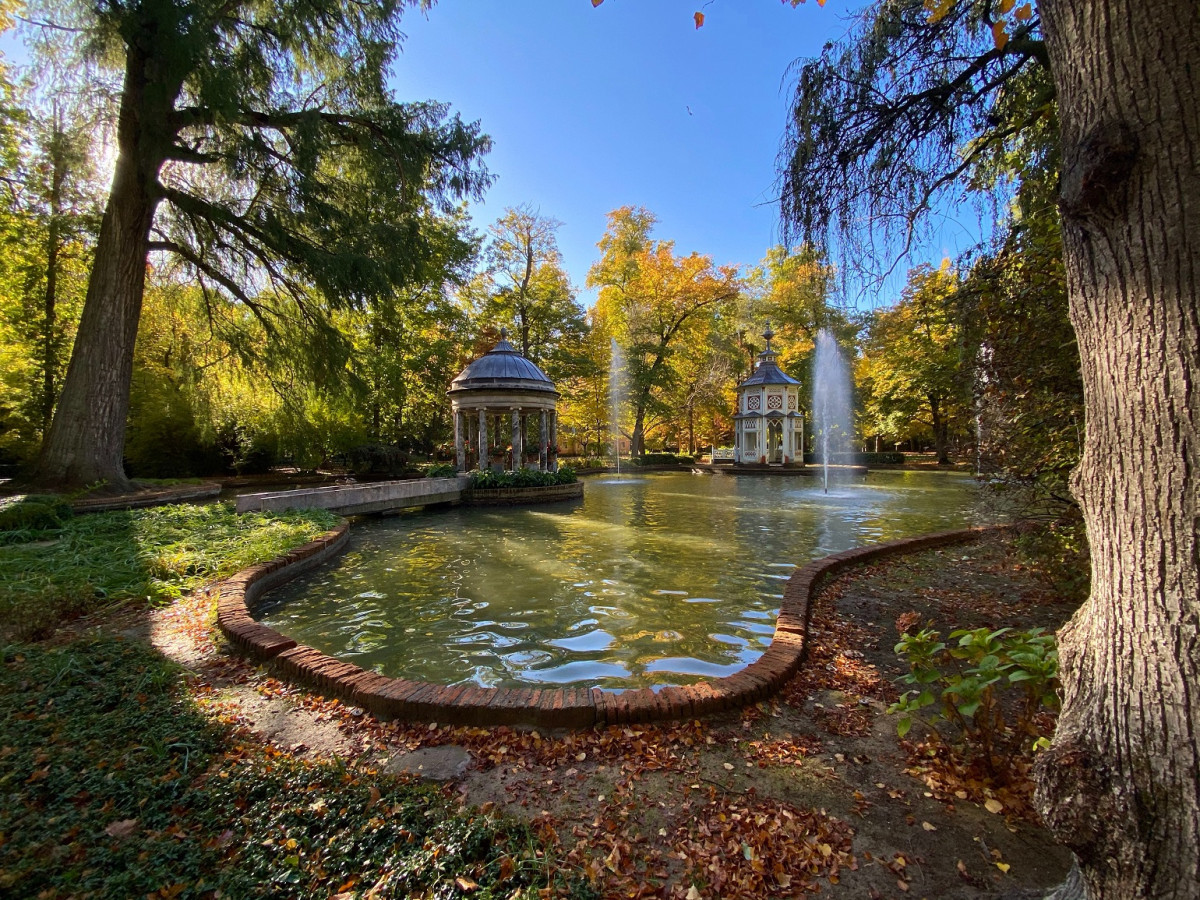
[215,522,1008,729]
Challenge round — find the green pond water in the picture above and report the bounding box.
[255,470,984,690]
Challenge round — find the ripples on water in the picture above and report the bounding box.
[255,470,983,690]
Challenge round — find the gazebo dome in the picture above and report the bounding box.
[449,331,556,396]
[740,324,800,388]
[447,328,560,474]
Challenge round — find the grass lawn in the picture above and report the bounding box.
[0,502,340,642]
[0,502,564,898]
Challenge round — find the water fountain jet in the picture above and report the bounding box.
[812,329,853,494]
[609,338,625,474]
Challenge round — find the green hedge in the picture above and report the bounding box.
[629,453,694,466]
[424,462,460,478]
[468,466,577,489]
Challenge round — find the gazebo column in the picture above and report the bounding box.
[454,408,465,472]
[511,408,523,471]
[759,415,766,464]
[477,408,489,471]
[549,411,558,472]
[539,410,549,471]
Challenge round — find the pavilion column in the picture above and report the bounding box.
[539,410,549,471]
[477,408,489,471]
[549,411,558,472]
[759,415,766,464]
[511,408,523,471]
[454,408,465,472]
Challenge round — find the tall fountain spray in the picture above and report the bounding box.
[812,328,853,494]
[609,338,625,474]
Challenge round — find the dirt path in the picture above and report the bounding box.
[72,530,1077,899]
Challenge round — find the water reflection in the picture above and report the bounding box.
[256,470,983,689]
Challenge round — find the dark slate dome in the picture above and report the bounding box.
[448,330,557,395]
[740,324,800,387]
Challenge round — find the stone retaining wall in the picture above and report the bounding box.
[216,521,1005,729]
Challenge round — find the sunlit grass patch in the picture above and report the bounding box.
[0,502,339,641]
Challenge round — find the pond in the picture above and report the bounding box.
[255,470,984,691]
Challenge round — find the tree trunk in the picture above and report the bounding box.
[1034,3,1200,897]
[928,394,951,465]
[32,49,174,492]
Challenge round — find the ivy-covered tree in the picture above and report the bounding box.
[27,0,490,491]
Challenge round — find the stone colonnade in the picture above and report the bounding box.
[453,406,558,473]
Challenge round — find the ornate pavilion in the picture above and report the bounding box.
[448,329,560,472]
[734,325,804,466]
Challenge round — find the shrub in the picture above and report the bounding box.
[346,443,420,477]
[468,466,577,489]
[629,452,693,466]
[802,452,905,465]
[889,625,1060,769]
[424,463,460,478]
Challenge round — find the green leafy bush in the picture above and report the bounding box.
[889,625,1060,768]
[424,462,460,478]
[468,466,577,489]
[629,452,693,466]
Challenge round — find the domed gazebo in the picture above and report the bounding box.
[448,329,560,473]
[734,325,804,466]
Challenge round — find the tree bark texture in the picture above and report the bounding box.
[32,47,175,491]
[1035,2,1200,897]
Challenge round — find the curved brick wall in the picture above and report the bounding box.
[216,521,1006,729]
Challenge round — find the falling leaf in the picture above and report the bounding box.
[366,786,381,811]
[1015,2,1033,20]
[984,798,1004,814]
[996,862,1011,873]
[591,0,604,6]
[992,20,1009,49]
[694,11,705,28]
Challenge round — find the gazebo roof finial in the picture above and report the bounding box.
[500,325,509,341]
[763,322,774,351]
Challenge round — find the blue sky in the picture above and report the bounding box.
[4,0,984,307]
[391,0,961,307]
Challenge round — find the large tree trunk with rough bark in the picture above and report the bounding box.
[31,48,174,492]
[1034,2,1200,897]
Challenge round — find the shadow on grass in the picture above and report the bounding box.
[0,503,574,899]
[0,636,556,899]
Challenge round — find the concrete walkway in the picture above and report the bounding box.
[234,476,468,515]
